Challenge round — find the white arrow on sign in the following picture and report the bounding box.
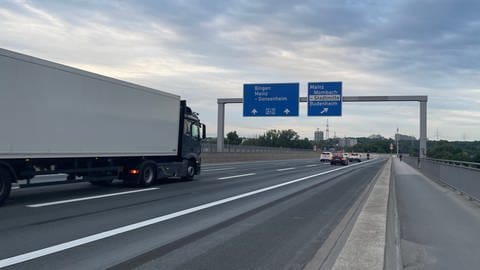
[320,108,329,114]
[251,108,258,115]
[284,108,290,115]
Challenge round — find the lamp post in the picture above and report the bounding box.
[396,128,399,156]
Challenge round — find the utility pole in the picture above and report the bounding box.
[325,119,330,140]
[396,127,399,156]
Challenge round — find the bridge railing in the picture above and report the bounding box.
[201,143,312,153]
[404,156,480,201]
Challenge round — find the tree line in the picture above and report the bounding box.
[218,130,480,163]
[225,129,312,149]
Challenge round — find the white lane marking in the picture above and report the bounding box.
[12,187,20,190]
[277,167,295,172]
[217,173,256,180]
[305,164,318,168]
[203,167,236,172]
[26,188,160,208]
[34,174,66,178]
[0,158,377,268]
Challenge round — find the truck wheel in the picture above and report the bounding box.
[182,161,196,181]
[139,163,156,187]
[0,168,13,206]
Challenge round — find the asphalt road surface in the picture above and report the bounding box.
[0,158,386,270]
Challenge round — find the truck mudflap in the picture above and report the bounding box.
[195,158,202,175]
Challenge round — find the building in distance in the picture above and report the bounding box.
[314,129,324,143]
[396,133,417,141]
[339,137,358,147]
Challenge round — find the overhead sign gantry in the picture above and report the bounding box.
[217,89,428,158]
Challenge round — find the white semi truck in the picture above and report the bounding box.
[0,48,206,205]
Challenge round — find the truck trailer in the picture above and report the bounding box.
[0,48,205,205]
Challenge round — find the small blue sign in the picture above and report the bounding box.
[308,82,342,116]
[243,83,299,117]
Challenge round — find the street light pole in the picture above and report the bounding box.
[396,128,399,156]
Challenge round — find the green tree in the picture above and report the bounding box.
[256,129,312,149]
[225,131,243,145]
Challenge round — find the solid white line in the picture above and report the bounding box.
[203,167,236,172]
[305,164,319,167]
[217,173,256,180]
[26,188,160,208]
[12,187,20,190]
[277,167,295,171]
[0,158,377,268]
[33,174,67,179]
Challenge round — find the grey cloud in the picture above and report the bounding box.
[1,0,479,140]
[343,0,480,81]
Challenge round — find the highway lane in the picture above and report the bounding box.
[0,159,336,236]
[0,158,386,269]
[5,159,321,206]
[4,159,328,210]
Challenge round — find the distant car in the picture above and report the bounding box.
[320,152,333,162]
[331,153,349,165]
[349,153,362,162]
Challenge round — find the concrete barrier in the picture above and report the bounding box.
[202,152,320,164]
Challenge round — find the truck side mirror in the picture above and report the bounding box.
[202,124,206,140]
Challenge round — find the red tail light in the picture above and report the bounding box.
[129,169,140,175]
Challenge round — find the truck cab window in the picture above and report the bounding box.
[191,124,200,140]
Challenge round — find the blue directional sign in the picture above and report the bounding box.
[308,82,342,116]
[243,83,299,117]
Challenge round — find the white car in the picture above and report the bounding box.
[320,152,333,162]
[349,153,362,162]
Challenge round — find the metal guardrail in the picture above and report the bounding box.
[201,143,312,153]
[404,156,480,201]
[422,157,480,170]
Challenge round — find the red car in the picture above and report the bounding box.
[330,152,349,165]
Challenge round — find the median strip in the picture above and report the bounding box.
[332,158,391,270]
[26,188,160,208]
[217,173,256,180]
[0,158,377,268]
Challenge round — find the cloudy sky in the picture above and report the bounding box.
[1,0,479,141]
